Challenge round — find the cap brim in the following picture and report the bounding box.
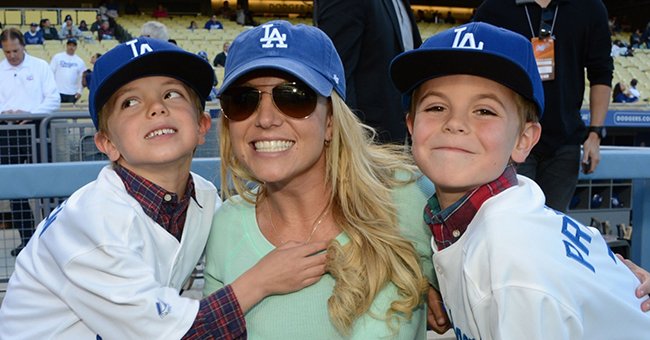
[391,49,534,108]
[218,57,334,97]
[93,50,214,116]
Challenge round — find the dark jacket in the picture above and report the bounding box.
[473,0,613,154]
[316,0,422,143]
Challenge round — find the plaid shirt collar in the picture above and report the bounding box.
[114,166,197,241]
[424,165,518,251]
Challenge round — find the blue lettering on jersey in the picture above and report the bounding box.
[560,216,595,272]
[156,299,171,318]
[448,309,475,340]
[39,200,66,236]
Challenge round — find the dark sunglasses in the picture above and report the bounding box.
[219,82,318,121]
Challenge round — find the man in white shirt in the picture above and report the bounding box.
[629,78,641,99]
[0,28,59,256]
[50,38,85,103]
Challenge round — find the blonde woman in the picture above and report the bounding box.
[203,21,436,338]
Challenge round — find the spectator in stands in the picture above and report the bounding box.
[124,0,141,15]
[24,22,44,45]
[50,39,86,104]
[78,20,89,32]
[444,11,456,24]
[217,0,235,20]
[197,50,218,100]
[82,52,102,89]
[90,14,103,33]
[39,18,58,40]
[0,28,59,256]
[97,20,115,41]
[140,21,169,41]
[629,78,641,99]
[204,14,224,30]
[642,22,650,49]
[99,0,119,19]
[59,14,83,40]
[152,3,169,18]
[611,39,633,57]
[630,28,643,48]
[212,41,229,67]
[188,20,199,31]
[613,82,639,103]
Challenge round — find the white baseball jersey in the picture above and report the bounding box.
[433,175,650,339]
[0,166,220,339]
[50,51,85,95]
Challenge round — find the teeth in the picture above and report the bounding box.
[254,140,294,152]
[145,128,176,139]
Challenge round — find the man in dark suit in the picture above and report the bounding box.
[315,0,421,143]
[213,41,230,67]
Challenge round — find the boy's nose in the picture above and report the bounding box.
[148,101,169,117]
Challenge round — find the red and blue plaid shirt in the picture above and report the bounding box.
[114,166,246,339]
[424,165,518,251]
[115,165,195,241]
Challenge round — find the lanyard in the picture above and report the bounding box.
[525,3,559,38]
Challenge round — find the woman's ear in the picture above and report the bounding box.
[405,112,415,135]
[511,122,541,163]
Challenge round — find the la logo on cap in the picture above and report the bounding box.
[260,23,287,48]
[125,39,153,58]
[452,26,484,50]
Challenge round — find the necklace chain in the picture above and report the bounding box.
[266,200,330,244]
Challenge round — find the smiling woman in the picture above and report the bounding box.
[203,20,440,339]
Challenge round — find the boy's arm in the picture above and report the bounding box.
[183,241,328,339]
[427,286,451,334]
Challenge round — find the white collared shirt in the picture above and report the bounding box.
[0,53,60,114]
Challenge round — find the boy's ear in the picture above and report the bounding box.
[405,113,415,135]
[511,122,541,163]
[197,112,212,146]
[94,131,121,162]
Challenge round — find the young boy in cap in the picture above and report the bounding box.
[390,22,650,339]
[0,37,327,339]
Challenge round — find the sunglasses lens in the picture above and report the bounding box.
[220,87,260,121]
[273,83,318,119]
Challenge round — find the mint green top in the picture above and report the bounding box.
[204,176,435,339]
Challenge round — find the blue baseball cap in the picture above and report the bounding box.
[89,37,215,129]
[218,20,345,100]
[390,22,544,116]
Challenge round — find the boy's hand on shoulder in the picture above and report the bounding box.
[231,241,328,312]
[427,286,451,333]
[616,254,650,312]
[257,240,329,295]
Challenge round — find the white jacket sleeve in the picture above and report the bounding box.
[33,61,61,114]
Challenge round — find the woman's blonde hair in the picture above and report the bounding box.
[220,91,428,335]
